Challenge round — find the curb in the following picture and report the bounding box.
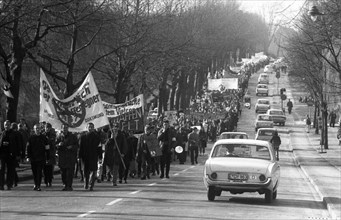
[289,130,339,220]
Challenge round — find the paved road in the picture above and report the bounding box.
[0,69,335,220]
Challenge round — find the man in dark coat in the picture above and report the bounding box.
[79,123,101,191]
[0,120,20,190]
[120,130,137,183]
[56,124,78,191]
[27,124,50,191]
[43,123,56,187]
[103,123,127,186]
[157,120,176,178]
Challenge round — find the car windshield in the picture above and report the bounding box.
[220,134,247,139]
[258,85,267,89]
[212,144,271,160]
[258,100,269,104]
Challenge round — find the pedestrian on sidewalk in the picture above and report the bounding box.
[287,99,293,114]
[56,124,78,191]
[270,131,281,161]
[43,123,56,187]
[79,123,101,191]
[27,124,50,191]
[329,111,337,127]
[305,115,312,133]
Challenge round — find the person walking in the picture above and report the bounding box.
[329,111,337,127]
[56,124,79,191]
[27,124,50,191]
[10,122,25,187]
[198,125,208,156]
[79,123,101,191]
[137,125,153,180]
[305,115,312,133]
[188,127,199,165]
[0,120,20,190]
[157,120,176,178]
[42,123,57,187]
[270,131,281,161]
[103,123,127,186]
[287,99,293,114]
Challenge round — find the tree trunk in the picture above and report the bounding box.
[175,71,185,111]
[169,75,178,110]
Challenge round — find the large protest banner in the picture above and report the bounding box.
[208,78,239,90]
[40,70,109,132]
[103,94,144,131]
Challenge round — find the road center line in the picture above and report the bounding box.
[148,183,157,186]
[129,190,141,195]
[106,198,123,206]
[77,210,95,218]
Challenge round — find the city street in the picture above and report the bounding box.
[0,70,334,220]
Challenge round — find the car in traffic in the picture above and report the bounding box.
[219,132,249,140]
[203,139,280,203]
[255,128,277,142]
[255,99,271,113]
[255,114,274,131]
[256,84,269,96]
[264,65,274,74]
[258,73,269,84]
[266,108,286,126]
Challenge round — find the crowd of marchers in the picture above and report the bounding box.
[0,116,227,192]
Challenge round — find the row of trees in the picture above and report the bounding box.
[0,0,270,124]
[284,0,341,149]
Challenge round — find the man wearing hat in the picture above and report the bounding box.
[157,120,176,178]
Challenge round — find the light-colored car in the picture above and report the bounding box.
[256,84,269,96]
[258,73,269,84]
[219,132,249,140]
[255,114,274,131]
[264,65,274,73]
[266,109,286,126]
[255,128,277,142]
[203,139,280,203]
[255,99,271,113]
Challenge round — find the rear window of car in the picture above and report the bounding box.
[258,100,270,104]
[257,85,267,89]
[212,144,270,160]
[220,134,248,139]
[258,115,271,121]
[270,110,283,115]
[258,130,275,136]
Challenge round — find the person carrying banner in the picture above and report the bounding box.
[56,124,79,191]
[79,123,101,191]
[103,123,127,186]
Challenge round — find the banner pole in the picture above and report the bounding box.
[109,124,126,170]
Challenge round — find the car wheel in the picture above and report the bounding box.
[215,189,222,196]
[282,122,285,126]
[255,128,258,132]
[272,190,277,200]
[266,93,268,96]
[208,186,216,201]
[265,190,273,203]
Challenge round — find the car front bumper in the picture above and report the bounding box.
[204,176,272,191]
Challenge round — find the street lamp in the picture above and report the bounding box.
[308,5,329,151]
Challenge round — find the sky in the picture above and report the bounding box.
[239,0,307,25]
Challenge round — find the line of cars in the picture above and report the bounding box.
[203,132,280,203]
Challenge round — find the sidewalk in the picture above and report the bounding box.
[283,74,341,220]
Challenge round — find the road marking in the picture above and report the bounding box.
[129,190,141,195]
[148,183,157,186]
[174,173,179,176]
[77,210,95,218]
[106,198,123,206]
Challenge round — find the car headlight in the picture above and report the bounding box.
[210,172,218,180]
[259,174,266,181]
